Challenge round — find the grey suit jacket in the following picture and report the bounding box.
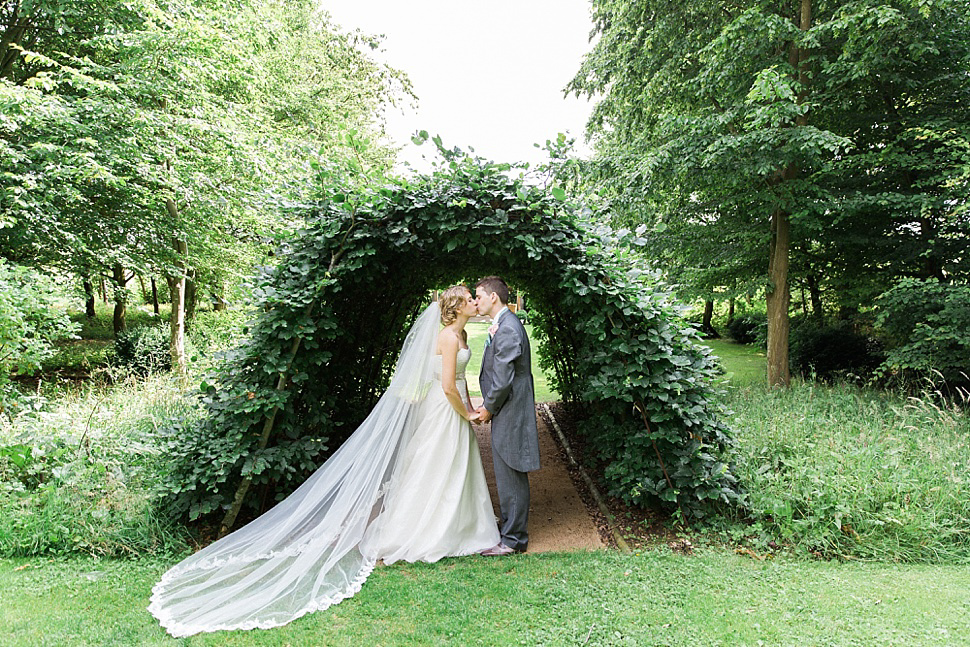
[480,309,540,472]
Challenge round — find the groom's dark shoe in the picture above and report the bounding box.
[480,543,514,557]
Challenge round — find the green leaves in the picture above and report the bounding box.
[1,0,406,312]
[156,152,740,523]
[874,279,970,388]
[0,261,79,415]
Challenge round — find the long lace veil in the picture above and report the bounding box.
[149,303,442,637]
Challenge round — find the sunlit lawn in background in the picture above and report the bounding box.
[703,338,766,386]
[464,321,558,402]
[464,325,759,399]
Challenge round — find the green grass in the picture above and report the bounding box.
[72,303,172,342]
[464,320,558,402]
[703,338,766,386]
[700,337,970,563]
[0,373,195,558]
[2,550,969,645]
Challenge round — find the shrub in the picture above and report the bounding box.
[789,321,884,382]
[0,375,192,557]
[112,324,174,375]
[726,313,766,346]
[875,279,970,390]
[0,261,79,416]
[156,157,741,525]
[515,310,529,325]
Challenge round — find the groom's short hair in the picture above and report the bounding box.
[475,276,509,305]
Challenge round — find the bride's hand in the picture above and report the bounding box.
[467,410,481,422]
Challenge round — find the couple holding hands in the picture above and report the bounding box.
[151,276,540,637]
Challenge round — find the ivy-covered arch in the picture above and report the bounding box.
[160,157,741,528]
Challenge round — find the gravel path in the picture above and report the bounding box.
[470,399,604,553]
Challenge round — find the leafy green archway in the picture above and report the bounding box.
[160,157,740,527]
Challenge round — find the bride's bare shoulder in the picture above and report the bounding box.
[436,328,460,354]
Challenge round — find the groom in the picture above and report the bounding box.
[474,276,540,556]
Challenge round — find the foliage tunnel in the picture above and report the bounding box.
[159,155,741,527]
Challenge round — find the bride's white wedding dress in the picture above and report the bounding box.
[149,305,499,637]
[362,348,498,562]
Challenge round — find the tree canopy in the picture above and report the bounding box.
[569,0,970,385]
[1,0,408,321]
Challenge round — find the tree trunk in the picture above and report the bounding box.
[137,274,149,304]
[766,206,792,386]
[151,277,160,315]
[806,273,823,323]
[166,200,188,375]
[219,328,309,536]
[82,275,97,318]
[765,0,812,387]
[727,298,735,324]
[99,277,108,303]
[219,237,356,536]
[701,300,719,338]
[0,10,30,82]
[919,216,945,280]
[212,280,229,311]
[185,269,197,320]
[111,263,128,336]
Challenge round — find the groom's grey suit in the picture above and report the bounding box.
[480,308,540,552]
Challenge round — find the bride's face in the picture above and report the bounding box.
[461,291,478,317]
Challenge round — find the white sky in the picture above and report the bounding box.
[319,1,596,172]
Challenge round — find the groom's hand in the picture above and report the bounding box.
[477,407,493,423]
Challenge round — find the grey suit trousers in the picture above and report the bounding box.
[480,309,540,552]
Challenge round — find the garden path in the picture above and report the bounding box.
[470,398,604,553]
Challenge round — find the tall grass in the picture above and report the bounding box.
[705,339,970,562]
[724,379,970,563]
[0,373,196,557]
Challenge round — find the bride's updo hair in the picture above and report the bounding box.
[439,285,470,326]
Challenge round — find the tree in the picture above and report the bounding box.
[1,0,409,359]
[569,0,970,385]
[0,260,78,416]
[810,2,970,293]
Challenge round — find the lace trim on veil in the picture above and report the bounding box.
[148,304,442,637]
[149,559,377,638]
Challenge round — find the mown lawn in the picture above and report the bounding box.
[703,338,767,386]
[465,320,558,402]
[2,550,969,646]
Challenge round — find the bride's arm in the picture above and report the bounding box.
[462,380,476,415]
[460,330,476,415]
[439,332,476,421]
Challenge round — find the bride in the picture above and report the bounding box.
[149,285,501,637]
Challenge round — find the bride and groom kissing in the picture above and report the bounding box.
[150,276,540,637]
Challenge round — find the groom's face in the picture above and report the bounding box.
[474,287,490,315]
